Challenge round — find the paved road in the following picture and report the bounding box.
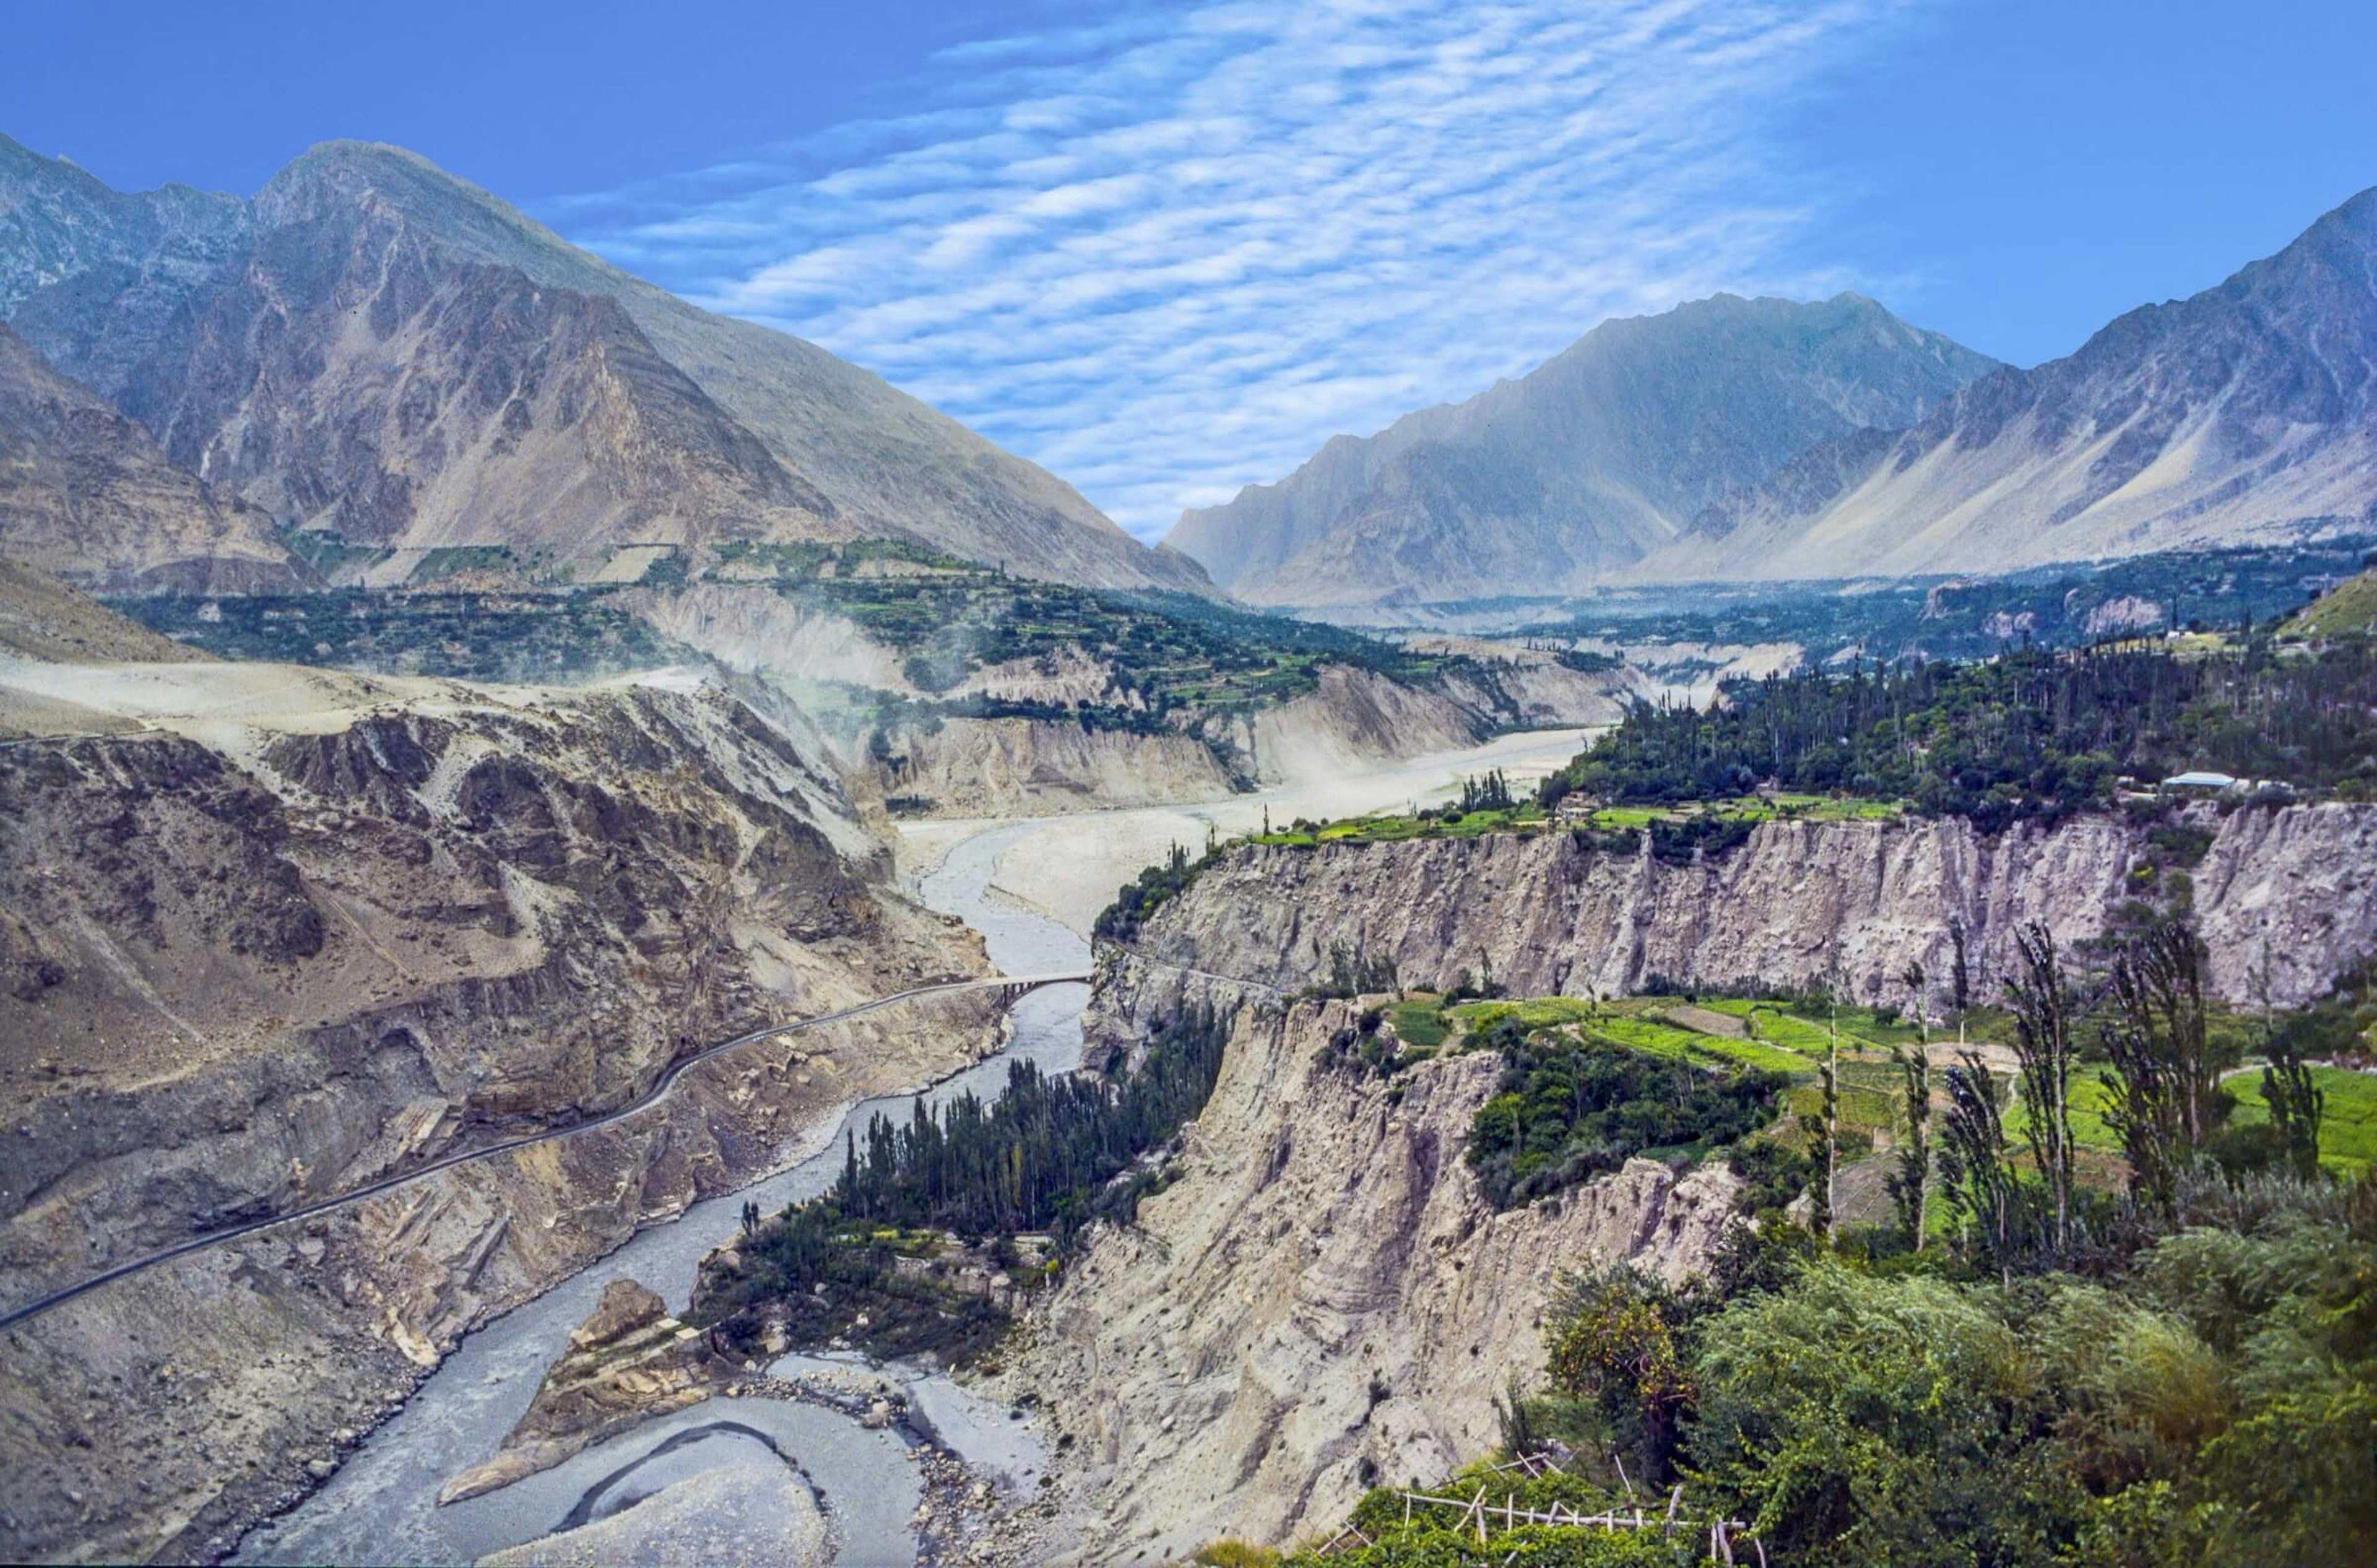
[0,971,1088,1335]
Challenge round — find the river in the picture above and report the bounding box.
[235,821,1085,1568]
[235,727,1591,1566]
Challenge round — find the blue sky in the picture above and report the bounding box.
[7,0,2375,539]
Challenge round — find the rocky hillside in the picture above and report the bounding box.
[2285,563,2377,636]
[0,558,209,668]
[869,662,1640,818]
[982,998,1739,1564]
[1166,293,1994,609]
[1656,187,2377,582]
[0,134,1206,593]
[1093,806,2377,1033]
[0,658,995,1562]
[0,323,297,592]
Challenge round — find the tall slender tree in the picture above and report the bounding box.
[2004,924,2078,1253]
[1938,1052,2020,1283]
[1888,961,1933,1251]
[2102,918,2218,1218]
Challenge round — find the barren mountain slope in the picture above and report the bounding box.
[0,131,251,399]
[0,137,1206,592]
[0,661,994,1561]
[1655,187,2377,581]
[0,557,207,666]
[0,323,298,591]
[1167,293,1994,608]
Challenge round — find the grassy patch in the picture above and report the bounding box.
[1451,997,1603,1033]
[2228,1065,2377,1175]
[1390,998,1450,1050]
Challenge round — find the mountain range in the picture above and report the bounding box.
[1167,293,1996,607]
[1650,187,2377,581]
[1169,188,2377,607]
[0,134,1210,594]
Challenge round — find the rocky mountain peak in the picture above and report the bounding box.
[1166,291,1996,608]
[0,132,1211,594]
[1657,185,2377,583]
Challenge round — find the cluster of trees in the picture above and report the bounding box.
[840,1005,1230,1242]
[1506,1179,2377,1568]
[1513,541,2370,675]
[729,1004,1230,1314]
[123,589,691,682]
[1545,643,2377,829]
[775,563,1457,732]
[1446,912,2363,1567]
[1455,769,1515,814]
[1466,1016,1791,1208]
[1301,940,1401,1001]
[1093,838,1214,942]
[1913,919,2325,1278]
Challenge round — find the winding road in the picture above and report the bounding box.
[0,970,1089,1335]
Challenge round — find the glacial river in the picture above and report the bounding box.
[235,726,1592,1566]
[235,821,1086,1567]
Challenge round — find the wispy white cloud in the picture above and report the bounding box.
[547,0,1927,540]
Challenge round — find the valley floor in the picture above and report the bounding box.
[899,724,1597,937]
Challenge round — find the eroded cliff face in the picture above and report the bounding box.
[0,662,994,1562]
[985,1000,1738,1565]
[878,717,1243,818]
[1094,807,2377,1037]
[874,662,1637,820]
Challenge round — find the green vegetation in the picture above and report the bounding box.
[2282,562,2377,636]
[1544,641,2377,832]
[409,544,518,584]
[1094,839,1211,943]
[2230,1066,2377,1176]
[1293,1150,2377,1568]
[703,539,1466,737]
[1510,539,2374,664]
[699,1008,1229,1359]
[278,524,389,579]
[1388,998,1450,1051]
[1241,792,1902,854]
[839,1005,1227,1242]
[1466,1011,1790,1207]
[115,589,698,682]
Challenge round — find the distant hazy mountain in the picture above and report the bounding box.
[1651,187,2377,582]
[0,323,298,592]
[1165,293,1996,608]
[0,135,1209,593]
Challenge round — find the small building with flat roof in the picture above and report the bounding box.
[2163,771,2240,792]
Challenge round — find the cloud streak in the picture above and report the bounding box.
[549,0,1926,540]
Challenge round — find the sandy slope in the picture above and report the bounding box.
[902,726,1597,938]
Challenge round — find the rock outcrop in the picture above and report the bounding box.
[1093,806,2377,1044]
[0,557,208,670]
[0,660,995,1562]
[438,1278,713,1504]
[878,717,1243,818]
[869,661,1634,820]
[985,1000,1739,1564]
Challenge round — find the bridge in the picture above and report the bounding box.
[0,969,1089,1335]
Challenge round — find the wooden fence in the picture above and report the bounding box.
[1309,1453,1763,1565]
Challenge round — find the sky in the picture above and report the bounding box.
[6,0,2375,540]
